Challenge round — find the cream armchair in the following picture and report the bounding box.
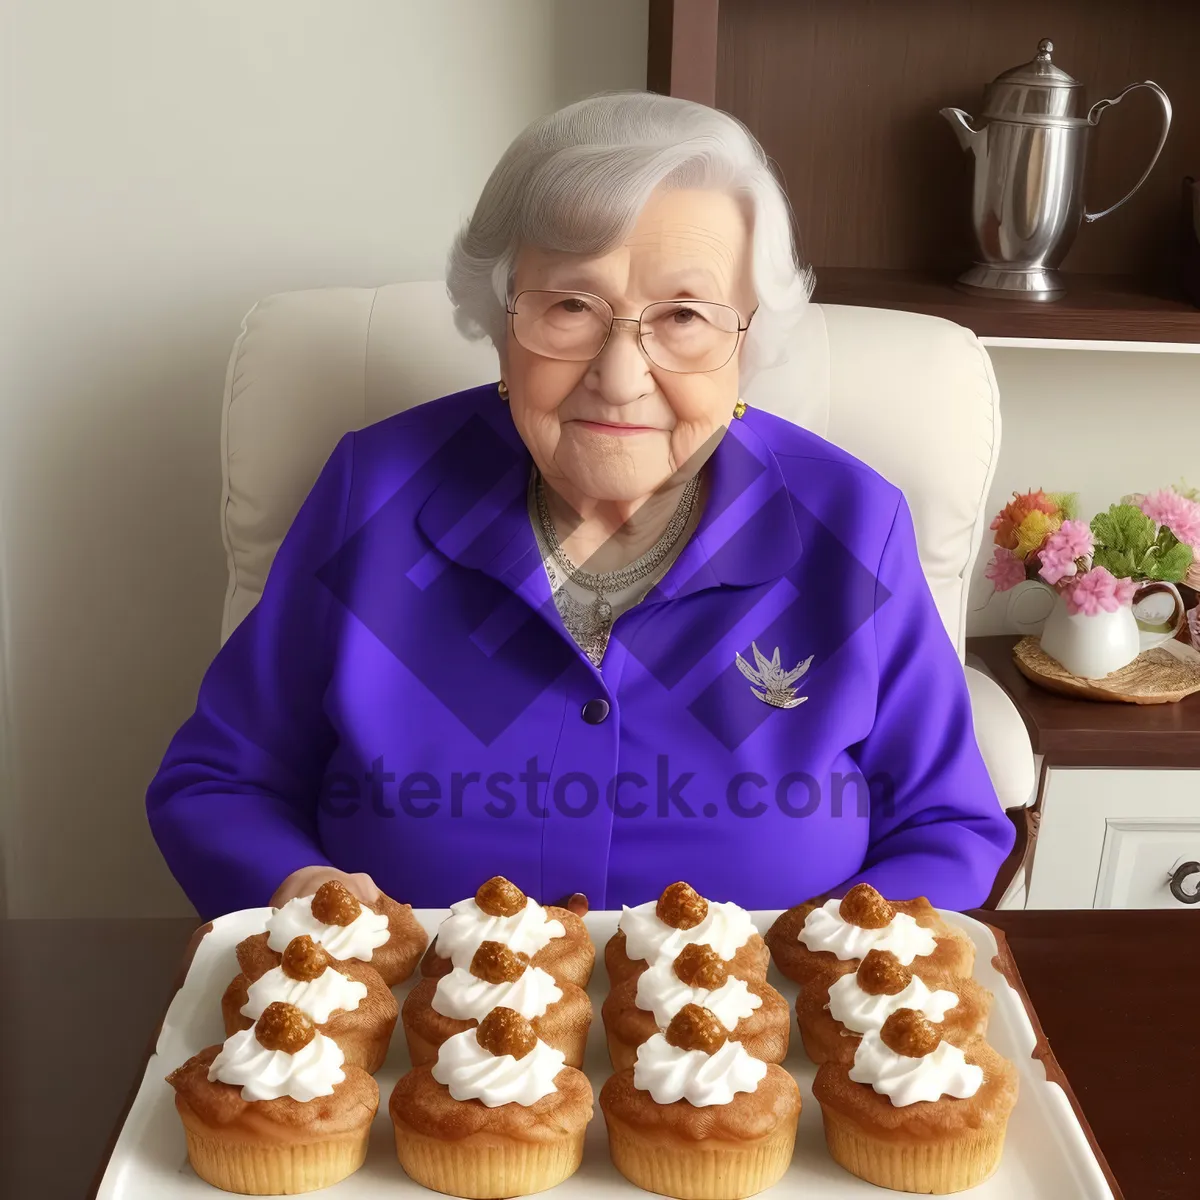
[218,284,1035,849]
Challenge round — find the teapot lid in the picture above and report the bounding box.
[982,39,1082,120]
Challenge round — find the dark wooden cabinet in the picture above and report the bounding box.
[649,0,1200,342]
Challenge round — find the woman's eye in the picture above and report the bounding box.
[668,306,704,326]
[559,297,591,314]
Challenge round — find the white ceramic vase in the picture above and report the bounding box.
[1009,579,1185,680]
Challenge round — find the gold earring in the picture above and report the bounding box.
[498,380,509,400]
[733,397,747,419]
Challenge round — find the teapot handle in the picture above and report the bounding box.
[1084,81,1172,224]
[1006,580,1058,635]
[1134,580,1186,652]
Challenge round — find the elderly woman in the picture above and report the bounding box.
[146,92,1013,921]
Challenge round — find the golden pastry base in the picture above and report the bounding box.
[1012,636,1200,704]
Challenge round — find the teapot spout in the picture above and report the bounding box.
[940,107,982,154]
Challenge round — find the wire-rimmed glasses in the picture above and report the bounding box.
[506,290,753,374]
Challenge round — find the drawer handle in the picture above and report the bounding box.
[1168,861,1200,904]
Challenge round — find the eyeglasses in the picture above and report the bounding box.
[506,290,753,374]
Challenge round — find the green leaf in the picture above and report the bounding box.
[1046,492,1080,521]
[1143,541,1195,582]
[1092,546,1138,578]
[1091,504,1156,563]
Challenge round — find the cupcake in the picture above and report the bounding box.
[603,942,789,1071]
[765,883,975,986]
[390,1007,593,1198]
[600,1003,802,1200]
[222,934,398,1074]
[812,1009,1019,1193]
[404,938,592,1067]
[236,879,427,987]
[166,1001,378,1195]
[605,882,769,986]
[796,949,992,1066]
[420,876,594,988]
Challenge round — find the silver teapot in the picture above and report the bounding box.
[941,40,1171,301]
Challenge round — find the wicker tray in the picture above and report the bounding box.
[1013,635,1200,704]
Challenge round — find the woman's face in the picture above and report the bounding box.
[501,187,756,506]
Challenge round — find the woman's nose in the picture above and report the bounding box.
[587,318,654,403]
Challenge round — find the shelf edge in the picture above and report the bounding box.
[980,337,1200,355]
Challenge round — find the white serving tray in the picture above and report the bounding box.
[96,909,1116,1199]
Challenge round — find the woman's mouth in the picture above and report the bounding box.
[573,419,660,436]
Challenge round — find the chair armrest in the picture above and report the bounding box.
[965,664,1036,810]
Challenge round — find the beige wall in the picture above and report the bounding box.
[0,0,648,919]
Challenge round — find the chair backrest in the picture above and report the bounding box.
[220,283,1000,657]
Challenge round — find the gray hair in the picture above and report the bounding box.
[445,90,814,385]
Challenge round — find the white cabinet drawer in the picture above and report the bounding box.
[1027,768,1200,908]
[1094,822,1200,908]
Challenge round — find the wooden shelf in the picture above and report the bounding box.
[966,635,1200,769]
[651,1,1200,347]
[812,269,1200,345]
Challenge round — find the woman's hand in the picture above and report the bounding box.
[270,865,381,909]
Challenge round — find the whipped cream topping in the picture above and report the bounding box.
[433,897,565,969]
[208,1028,345,1102]
[431,1028,565,1107]
[635,957,762,1031]
[265,895,390,962]
[798,898,937,964]
[432,964,562,1022]
[849,1029,983,1106]
[619,899,755,966]
[240,964,368,1025]
[633,1032,767,1106]
[827,971,959,1034]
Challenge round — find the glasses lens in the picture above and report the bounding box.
[639,301,741,372]
[510,291,611,361]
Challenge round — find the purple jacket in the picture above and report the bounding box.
[146,384,1013,920]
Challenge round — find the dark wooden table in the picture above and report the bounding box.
[966,634,1200,768]
[2,912,1195,1200]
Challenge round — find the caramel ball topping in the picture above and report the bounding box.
[470,940,529,984]
[475,1007,537,1060]
[281,935,330,982]
[879,1009,941,1058]
[665,1003,728,1054]
[838,883,895,930]
[310,880,362,927]
[255,1002,316,1053]
[856,949,911,996]
[656,881,708,930]
[672,943,729,990]
[475,876,527,918]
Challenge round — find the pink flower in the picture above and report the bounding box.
[1062,566,1133,616]
[1050,518,1093,560]
[985,546,1026,591]
[1140,488,1200,550]
[1039,550,1075,586]
[1112,575,1137,606]
[1038,519,1094,585]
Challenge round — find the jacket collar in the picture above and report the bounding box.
[646,407,804,602]
[414,396,804,606]
[412,402,550,613]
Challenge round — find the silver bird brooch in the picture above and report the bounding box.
[735,642,813,709]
